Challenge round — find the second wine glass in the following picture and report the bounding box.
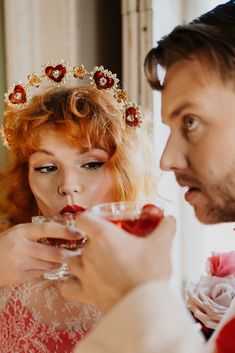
[32,214,86,280]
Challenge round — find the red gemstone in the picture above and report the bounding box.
[8,84,27,104]
[45,64,67,83]
[93,71,114,89]
[125,107,140,127]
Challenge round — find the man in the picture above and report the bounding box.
[63,1,235,352]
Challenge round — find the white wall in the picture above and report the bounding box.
[151,0,184,292]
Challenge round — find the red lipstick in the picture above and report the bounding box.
[60,205,86,215]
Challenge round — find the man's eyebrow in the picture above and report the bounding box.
[169,102,196,119]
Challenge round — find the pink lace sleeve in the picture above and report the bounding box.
[0,278,102,353]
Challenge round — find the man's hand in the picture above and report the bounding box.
[61,214,176,313]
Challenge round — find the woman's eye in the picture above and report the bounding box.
[183,116,199,132]
[34,165,57,174]
[82,162,105,170]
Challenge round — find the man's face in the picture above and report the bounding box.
[160,57,235,224]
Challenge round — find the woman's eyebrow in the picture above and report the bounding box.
[31,149,54,156]
[78,149,109,157]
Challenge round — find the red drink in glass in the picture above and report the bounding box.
[32,213,87,250]
[37,236,87,249]
[89,201,164,237]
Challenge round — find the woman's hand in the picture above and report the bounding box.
[0,222,81,287]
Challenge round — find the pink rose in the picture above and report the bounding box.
[187,276,235,329]
[206,251,235,277]
[186,252,235,333]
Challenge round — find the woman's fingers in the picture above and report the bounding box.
[22,222,84,241]
[21,239,82,264]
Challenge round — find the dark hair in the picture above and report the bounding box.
[144,0,235,90]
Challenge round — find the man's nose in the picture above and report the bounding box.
[160,135,188,172]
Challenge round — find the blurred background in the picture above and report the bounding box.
[0,0,234,294]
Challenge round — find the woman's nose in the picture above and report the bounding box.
[160,136,188,172]
[58,171,82,196]
[58,184,82,196]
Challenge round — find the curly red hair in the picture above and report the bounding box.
[0,85,157,225]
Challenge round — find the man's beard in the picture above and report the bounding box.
[176,170,235,224]
[200,186,235,224]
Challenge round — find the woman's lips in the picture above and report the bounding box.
[60,205,86,215]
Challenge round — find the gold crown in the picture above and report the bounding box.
[1,61,142,149]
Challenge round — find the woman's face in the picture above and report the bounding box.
[28,129,114,216]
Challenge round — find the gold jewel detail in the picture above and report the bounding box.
[2,61,143,149]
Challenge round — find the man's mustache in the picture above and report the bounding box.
[175,173,202,189]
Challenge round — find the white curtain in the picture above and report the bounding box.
[121,0,153,110]
[4,0,80,86]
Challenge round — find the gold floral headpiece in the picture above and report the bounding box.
[1,61,142,149]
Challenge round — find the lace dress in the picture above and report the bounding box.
[0,278,102,353]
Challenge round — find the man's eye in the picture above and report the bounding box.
[183,116,199,132]
[82,162,105,170]
[34,165,57,174]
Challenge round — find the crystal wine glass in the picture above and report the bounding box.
[32,214,86,280]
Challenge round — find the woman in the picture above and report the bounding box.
[0,62,156,352]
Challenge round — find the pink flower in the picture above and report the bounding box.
[187,276,235,329]
[206,251,235,277]
[186,252,235,332]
